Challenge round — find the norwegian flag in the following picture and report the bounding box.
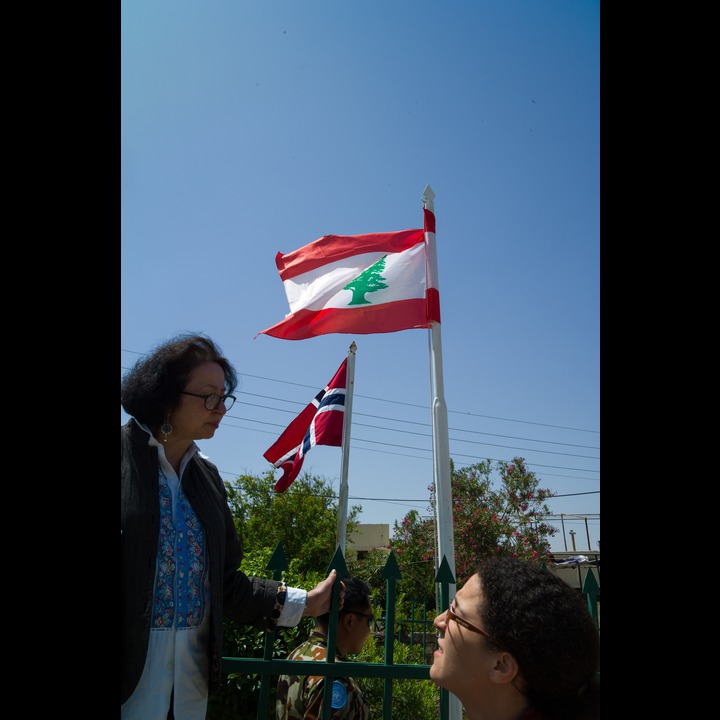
[263,358,347,492]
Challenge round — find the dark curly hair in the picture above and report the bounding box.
[121,333,238,428]
[476,557,600,720]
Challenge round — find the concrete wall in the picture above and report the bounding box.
[347,523,390,552]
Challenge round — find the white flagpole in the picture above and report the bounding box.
[423,185,461,720]
[336,341,357,553]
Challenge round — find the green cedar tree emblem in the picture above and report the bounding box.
[343,255,389,305]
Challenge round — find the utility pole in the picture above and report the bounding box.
[569,530,577,552]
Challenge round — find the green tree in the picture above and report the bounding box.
[343,255,388,304]
[384,509,437,605]
[390,457,556,605]
[448,457,555,582]
[225,470,363,578]
[346,545,395,598]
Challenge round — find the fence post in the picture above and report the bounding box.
[380,550,402,719]
[319,547,349,720]
[581,568,600,629]
[256,544,290,720]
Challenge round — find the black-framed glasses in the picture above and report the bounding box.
[181,391,236,411]
[446,601,499,645]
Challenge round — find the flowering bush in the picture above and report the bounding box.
[390,457,555,603]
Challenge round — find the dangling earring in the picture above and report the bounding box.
[160,416,173,443]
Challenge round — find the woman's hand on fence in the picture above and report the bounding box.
[303,569,345,616]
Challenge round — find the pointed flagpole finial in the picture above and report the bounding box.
[422,184,435,210]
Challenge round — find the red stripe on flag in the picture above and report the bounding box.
[423,207,435,234]
[427,288,441,324]
[275,229,425,280]
[259,299,431,340]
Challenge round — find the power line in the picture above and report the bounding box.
[121,351,599,515]
[235,372,599,434]
[123,355,600,477]
[121,352,599,436]
[238,395,599,451]
[219,419,600,478]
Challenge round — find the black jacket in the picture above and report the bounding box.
[121,419,282,704]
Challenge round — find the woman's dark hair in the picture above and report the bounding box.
[476,556,600,720]
[121,333,237,427]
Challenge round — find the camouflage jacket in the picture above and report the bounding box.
[276,630,371,720]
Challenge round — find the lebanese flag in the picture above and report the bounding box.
[257,210,440,340]
[263,358,347,492]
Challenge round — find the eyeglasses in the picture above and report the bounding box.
[347,610,374,627]
[180,391,236,411]
[446,601,499,645]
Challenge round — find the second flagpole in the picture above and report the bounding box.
[335,341,356,553]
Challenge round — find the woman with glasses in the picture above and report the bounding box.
[121,333,343,720]
[431,556,599,720]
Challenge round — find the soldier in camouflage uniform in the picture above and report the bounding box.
[277,577,373,719]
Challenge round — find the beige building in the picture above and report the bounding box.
[347,523,391,560]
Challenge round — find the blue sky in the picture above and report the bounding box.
[121,0,600,555]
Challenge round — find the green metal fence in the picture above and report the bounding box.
[221,544,600,720]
